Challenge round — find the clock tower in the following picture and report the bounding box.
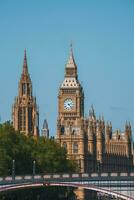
[57,45,85,172]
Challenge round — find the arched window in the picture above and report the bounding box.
[22,83,26,95]
[63,142,67,149]
[61,126,64,134]
[72,129,75,135]
[27,83,30,95]
[73,142,78,153]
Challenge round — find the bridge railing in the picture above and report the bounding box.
[0,172,134,185]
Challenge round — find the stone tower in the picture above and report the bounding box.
[56,45,85,172]
[12,50,39,137]
[42,119,49,138]
[87,105,97,172]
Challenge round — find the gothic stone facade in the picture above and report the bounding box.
[12,50,39,137]
[56,46,134,173]
[12,47,134,173]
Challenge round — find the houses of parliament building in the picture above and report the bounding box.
[12,46,134,173]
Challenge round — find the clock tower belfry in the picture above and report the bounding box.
[58,44,84,119]
[56,45,85,172]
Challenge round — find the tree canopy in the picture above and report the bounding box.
[0,122,76,176]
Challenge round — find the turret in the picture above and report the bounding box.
[89,105,96,133]
[42,119,49,138]
[12,50,39,137]
[101,116,105,133]
[125,122,129,139]
[88,105,96,155]
[106,122,112,142]
[109,121,112,135]
[19,49,32,98]
[88,120,94,155]
[65,43,77,79]
[96,120,103,163]
[89,105,96,120]
[125,122,132,140]
[125,122,132,157]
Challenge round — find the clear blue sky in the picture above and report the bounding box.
[0,0,134,136]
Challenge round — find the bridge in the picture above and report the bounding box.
[0,172,134,200]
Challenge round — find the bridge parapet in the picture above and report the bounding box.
[0,173,134,200]
[0,172,134,185]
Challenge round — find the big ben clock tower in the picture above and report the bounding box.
[56,45,85,172]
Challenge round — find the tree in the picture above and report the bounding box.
[0,122,76,176]
[33,137,76,173]
[0,122,77,199]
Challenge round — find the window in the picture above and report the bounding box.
[22,83,26,95]
[72,129,76,135]
[23,107,26,130]
[73,142,78,153]
[18,107,23,130]
[63,142,67,149]
[27,83,30,95]
[18,107,26,131]
[28,107,33,132]
[61,126,64,134]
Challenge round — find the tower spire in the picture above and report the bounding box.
[70,41,73,57]
[66,43,77,69]
[42,119,49,138]
[23,49,28,75]
[65,43,77,78]
[12,50,39,137]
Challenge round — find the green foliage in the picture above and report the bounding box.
[0,122,76,176]
[0,186,76,200]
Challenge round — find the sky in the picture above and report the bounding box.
[0,0,134,136]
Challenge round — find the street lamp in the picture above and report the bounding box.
[12,159,15,180]
[97,161,100,189]
[33,160,36,176]
[97,161,100,173]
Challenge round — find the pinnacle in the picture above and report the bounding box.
[43,119,48,129]
[66,43,77,69]
[23,49,28,75]
[70,42,73,57]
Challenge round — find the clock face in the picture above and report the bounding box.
[64,98,74,110]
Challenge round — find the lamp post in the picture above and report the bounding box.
[33,160,36,176]
[97,161,100,194]
[97,161,100,173]
[12,159,15,180]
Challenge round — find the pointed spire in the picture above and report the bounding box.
[70,42,73,57]
[43,119,48,129]
[22,49,28,75]
[42,119,49,138]
[64,43,78,79]
[66,42,77,69]
[125,121,128,129]
[89,104,96,119]
[128,121,131,130]
[109,121,112,128]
